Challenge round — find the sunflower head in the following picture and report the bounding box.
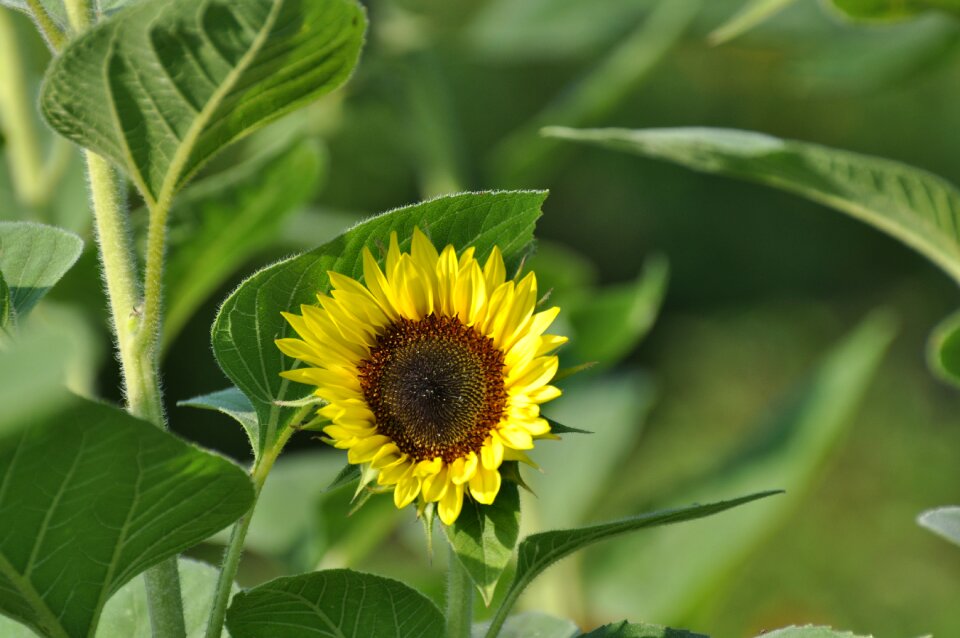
[276,228,566,525]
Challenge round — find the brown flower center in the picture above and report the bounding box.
[358,314,506,463]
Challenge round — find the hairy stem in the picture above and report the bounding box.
[0,8,48,212]
[446,543,474,638]
[24,0,66,50]
[205,423,299,638]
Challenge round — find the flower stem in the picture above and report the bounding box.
[205,423,299,638]
[24,0,67,50]
[446,542,474,638]
[0,8,48,213]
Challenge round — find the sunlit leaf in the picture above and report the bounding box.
[579,621,708,638]
[0,221,82,319]
[211,190,546,453]
[917,506,960,547]
[163,139,324,345]
[495,491,781,623]
[446,482,520,605]
[41,0,365,203]
[178,387,258,454]
[225,569,445,638]
[472,611,578,638]
[0,397,254,638]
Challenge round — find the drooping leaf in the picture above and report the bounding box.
[708,0,799,45]
[917,506,960,547]
[0,397,254,638]
[756,627,872,638]
[585,312,895,621]
[162,139,324,345]
[568,254,668,367]
[40,0,366,203]
[826,0,960,22]
[178,386,259,453]
[578,620,708,638]
[0,221,83,319]
[545,127,958,382]
[472,611,579,638]
[225,569,445,638]
[96,559,239,638]
[494,491,780,623]
[446,481,521,605]
[211,190,546,453]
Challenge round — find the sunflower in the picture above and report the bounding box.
[276,228,565,525]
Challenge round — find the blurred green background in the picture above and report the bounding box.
[3,0,960,635]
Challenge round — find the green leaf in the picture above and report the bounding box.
[756,627,872,638]
[40,0,366,203]
[568,254,668,367]
[163,139,324,344]
[225,569,445,638]
[472,611,578,638]
[545,419,592,435]
[578,621,708,638]
[446,481,521,605]
[496,491,780,622]
[211,190,546,454]
[178,386,259,453]
[917,506,960,547]
[927,309,960,387]
[325,463,361,493]
[0,221,83,319]
[707,0,798,45]
[544,126,960,285]
[585,312,895,621]
[96,558,239,638]
[0,397,254,638]
[826,0,960,22]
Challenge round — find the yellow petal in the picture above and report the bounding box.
[422,465,449,502]
[377,455,412,485]
[483,246,506,292]
[497,425,534,450]
[507,356,559,391]
[469,464,501,505]
[521,417,551,436]
[347,435,391,464]
[386,231,402,277]
[362,248,400,321]
[480,434,504,470]
[414,457,443,477]
[393,466,422,508]
[436,245,459,316]
[448,452,478,485]
[438,482,464,525]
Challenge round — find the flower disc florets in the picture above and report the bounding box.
[276,228,565,525]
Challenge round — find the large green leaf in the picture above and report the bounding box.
[40,0,365,203]
[578,621,707,638]
[585,312,895,621]
[211,190,546,454]
[757,627,871,638]
[827,0,960,21]
[163,139,324,345]
[492,491,780,626]
[917,506,960,547]
[0,222,83,320]
[225,569,445,638]
[545,126,960,383]
[446,481,521,605]
[0,397,254,638]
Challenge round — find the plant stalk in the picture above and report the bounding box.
[446,543,474,638]
[25,0,67,50]
[204,423,299,638]
[63,1,184,635]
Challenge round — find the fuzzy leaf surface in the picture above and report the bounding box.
[41,0,365,202]
[211,190,546,453]
[578,621,708,638]
[446,481,521,605]
[0,398,254,638]
[225,569,444,638]
[0,222,82,319]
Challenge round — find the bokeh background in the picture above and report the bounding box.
[3,0,960,635]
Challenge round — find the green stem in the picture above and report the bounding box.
[482,586,518,638]
[0,8,48,212]
[445,543,474,638]
[204,423,299,638]
[25,0,67,50]
[62,0,92,32]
